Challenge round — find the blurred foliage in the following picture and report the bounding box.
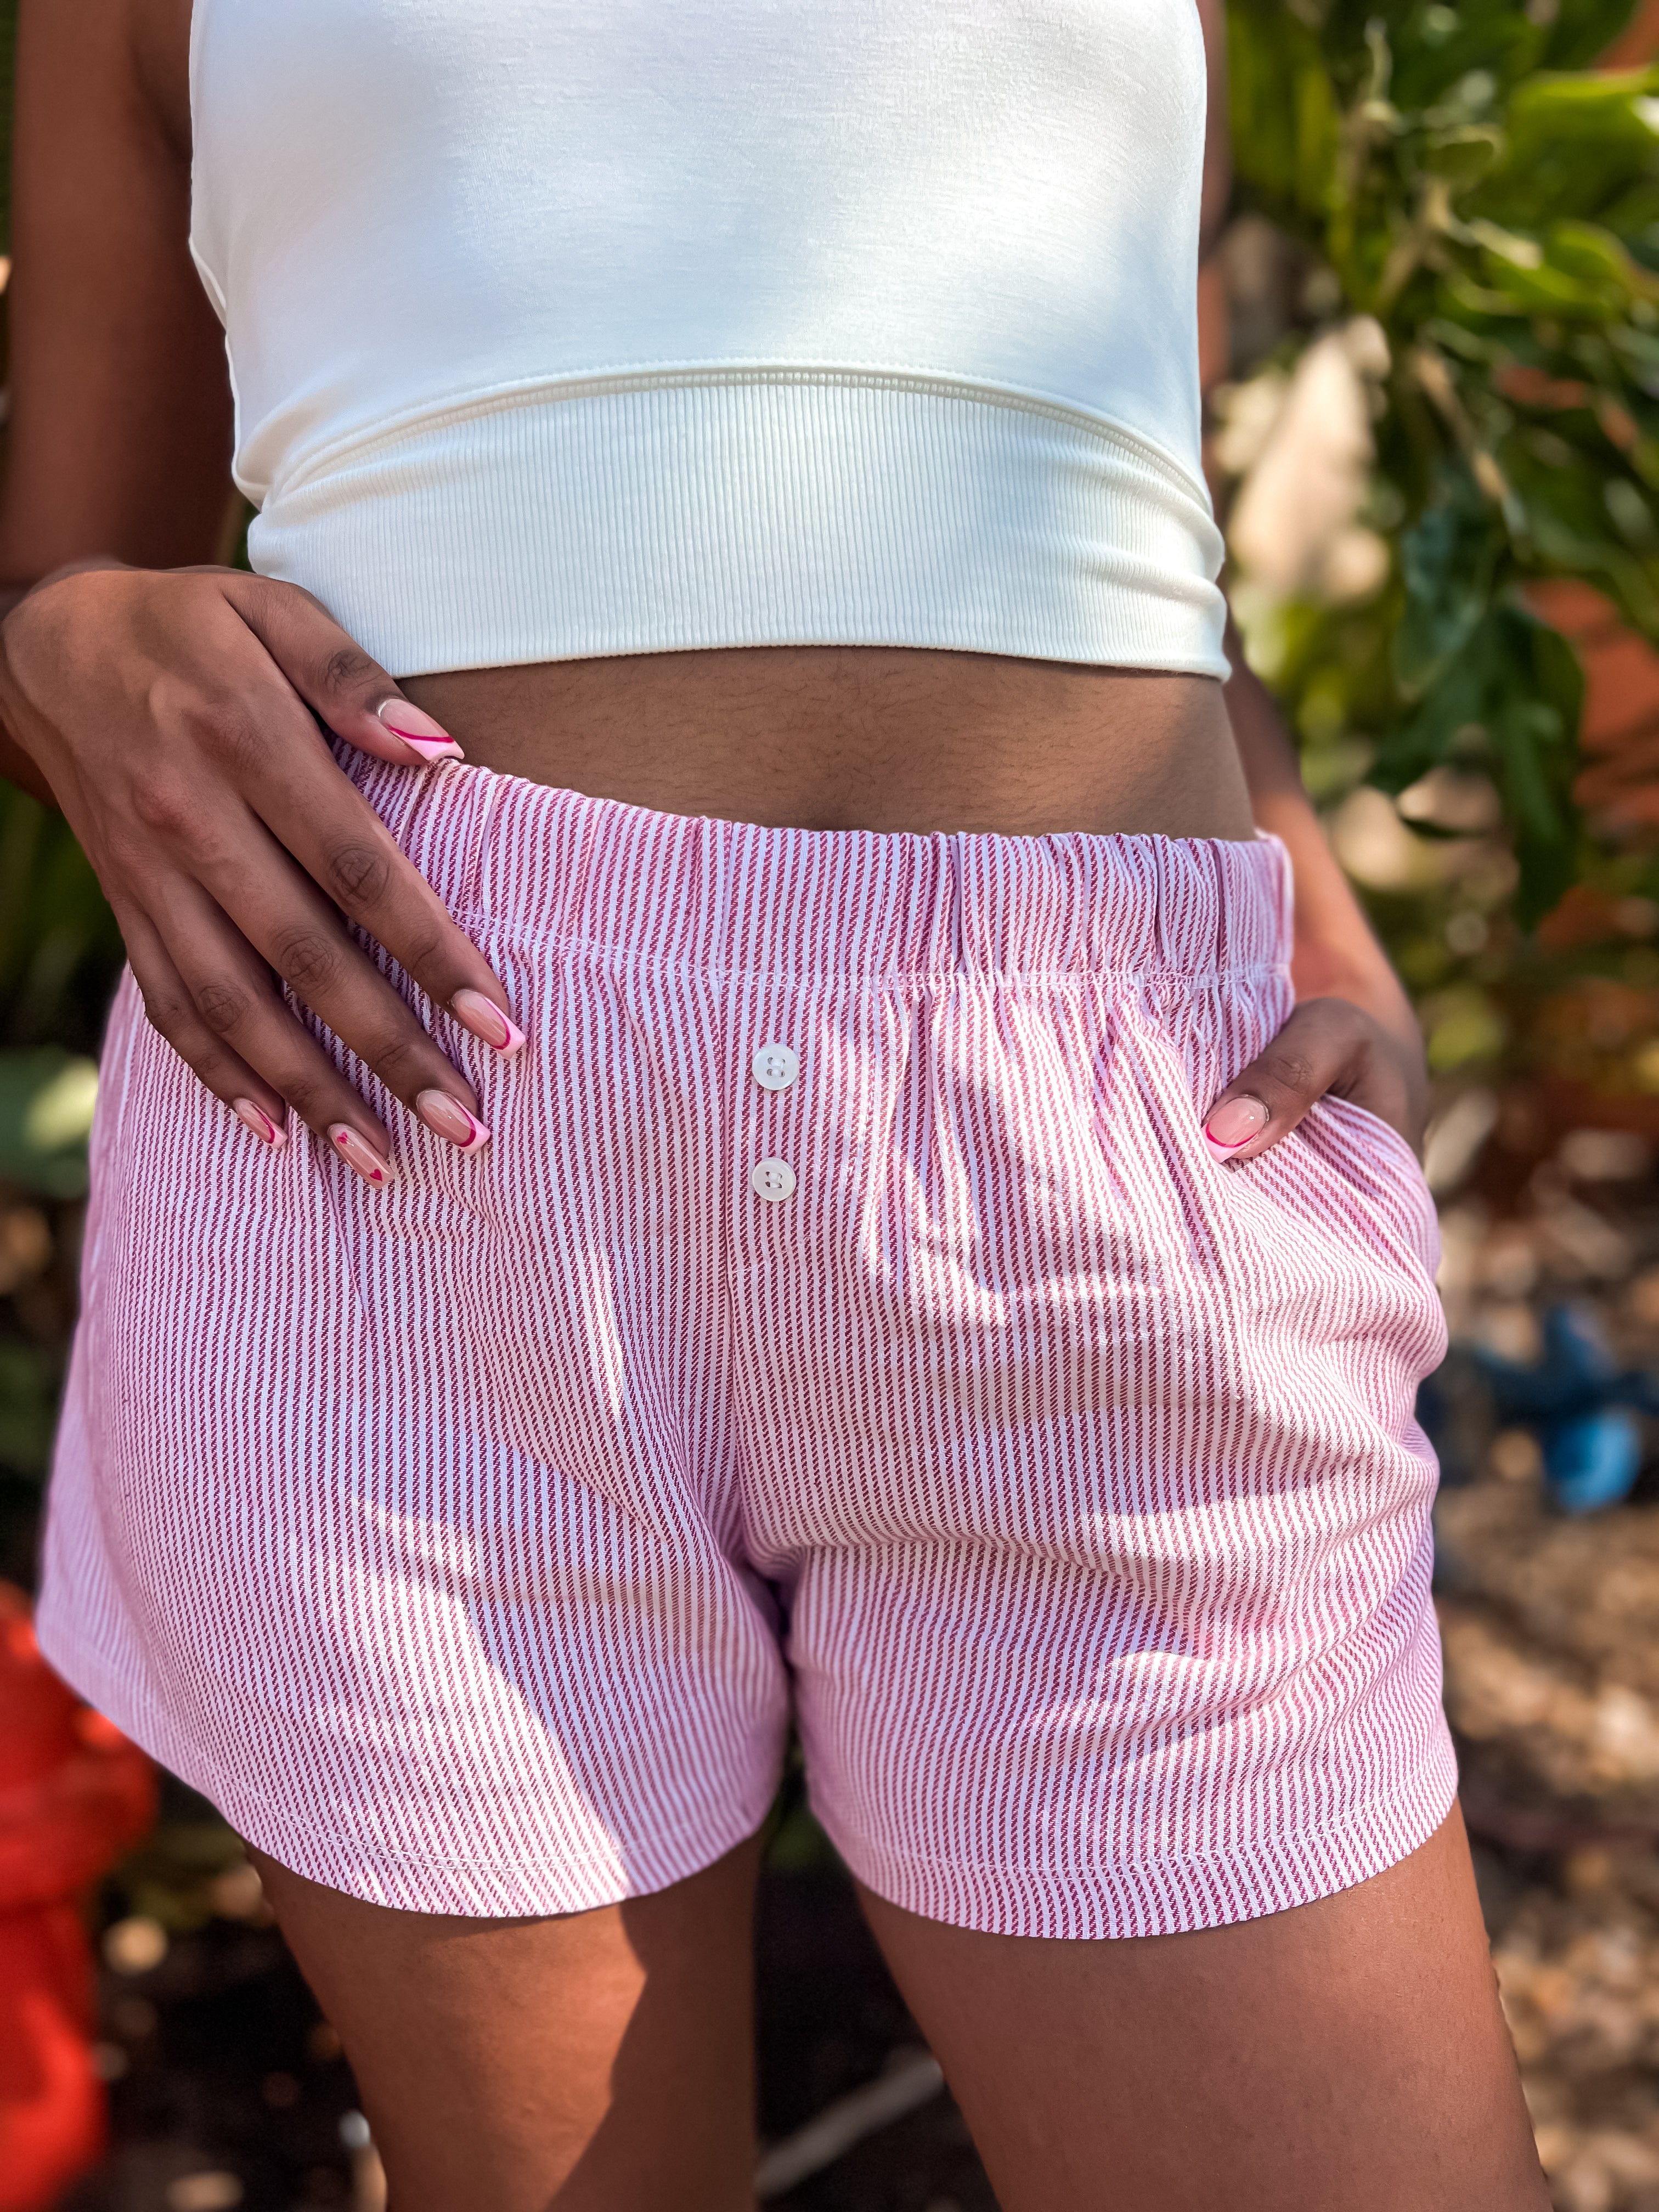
[0,788,123,1058]
[0,1045,97,1195]
[1228,0,1659,928]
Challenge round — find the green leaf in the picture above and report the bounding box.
[1504,69,1659,145]
[1542,218,1659,315]
[1377,605,1581,928]
[1227,0,1339,234]
[1476,70,1659,233]
[1532,613,1589,732]
[0,1048,98,1199]
[1480,251,1622,318]
[1421,125,1504,185]
[1394,466,1499,696]
[1223,0,1659,964]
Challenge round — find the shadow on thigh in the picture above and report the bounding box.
[857,1806,1549,2212]
[249,1833,764,2212]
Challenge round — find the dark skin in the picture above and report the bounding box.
[0,2,1543,2205]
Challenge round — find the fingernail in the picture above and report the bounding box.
[452,989,526,1056]
[328,1124,393,1185]
[232,1097,287,1150]
[416,1089,490,1153]
[1204,1095,1270,1158]
[378,700,464,763]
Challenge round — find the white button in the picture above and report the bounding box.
[751,1157,797,1202]
[752,1042,800,1092]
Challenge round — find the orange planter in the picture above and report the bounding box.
[0,1585,154,2212]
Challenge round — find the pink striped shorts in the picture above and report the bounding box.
[40,757,1456,1938]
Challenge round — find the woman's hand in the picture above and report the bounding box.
[0,561,522,1183]
[1201,994,1429,1166]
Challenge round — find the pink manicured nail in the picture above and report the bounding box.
[1204,1094,1270,1159]
[416,1090,490,1153]
[452,989,526,1056]
[232,1097,287,1150]
[378,700,464,763]
[328,1123,392,1185]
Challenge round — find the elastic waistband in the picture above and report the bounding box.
[353,755,1291,981]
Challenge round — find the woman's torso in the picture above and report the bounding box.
[403,650,1249,838]
[176,0,1251,839]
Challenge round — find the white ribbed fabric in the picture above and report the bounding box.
[247,375,1226,676]
[40,764,1455,1936]
[189,0,1230,679]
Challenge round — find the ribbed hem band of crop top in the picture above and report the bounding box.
[189,0,1229,682]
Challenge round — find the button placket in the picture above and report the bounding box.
[747,1040,800,1207]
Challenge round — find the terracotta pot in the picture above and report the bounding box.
[0,1585,154,2212]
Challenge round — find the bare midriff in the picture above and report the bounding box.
[403,648,1256,842]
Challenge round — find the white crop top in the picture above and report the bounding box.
[189,0,1228,680]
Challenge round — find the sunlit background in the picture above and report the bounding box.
[13,3,1659,2207]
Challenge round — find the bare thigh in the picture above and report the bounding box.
[247,1834,763,2212]
[860,1805,1547,2212]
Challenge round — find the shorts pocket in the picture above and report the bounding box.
[1312,1091,1425,1184]
[1264,1090,1440,1290]
[1308,1089,1433,1206]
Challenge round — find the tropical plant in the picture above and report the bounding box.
[1226,0,1659,933]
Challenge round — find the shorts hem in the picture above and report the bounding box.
[812,1733,1462,1942]
[36,1618,780,1919]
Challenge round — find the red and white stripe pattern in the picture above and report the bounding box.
[40,759,1456,1936]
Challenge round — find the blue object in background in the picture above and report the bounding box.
[1540,1408,1644,1514]
[1467,1302,1659,1515]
